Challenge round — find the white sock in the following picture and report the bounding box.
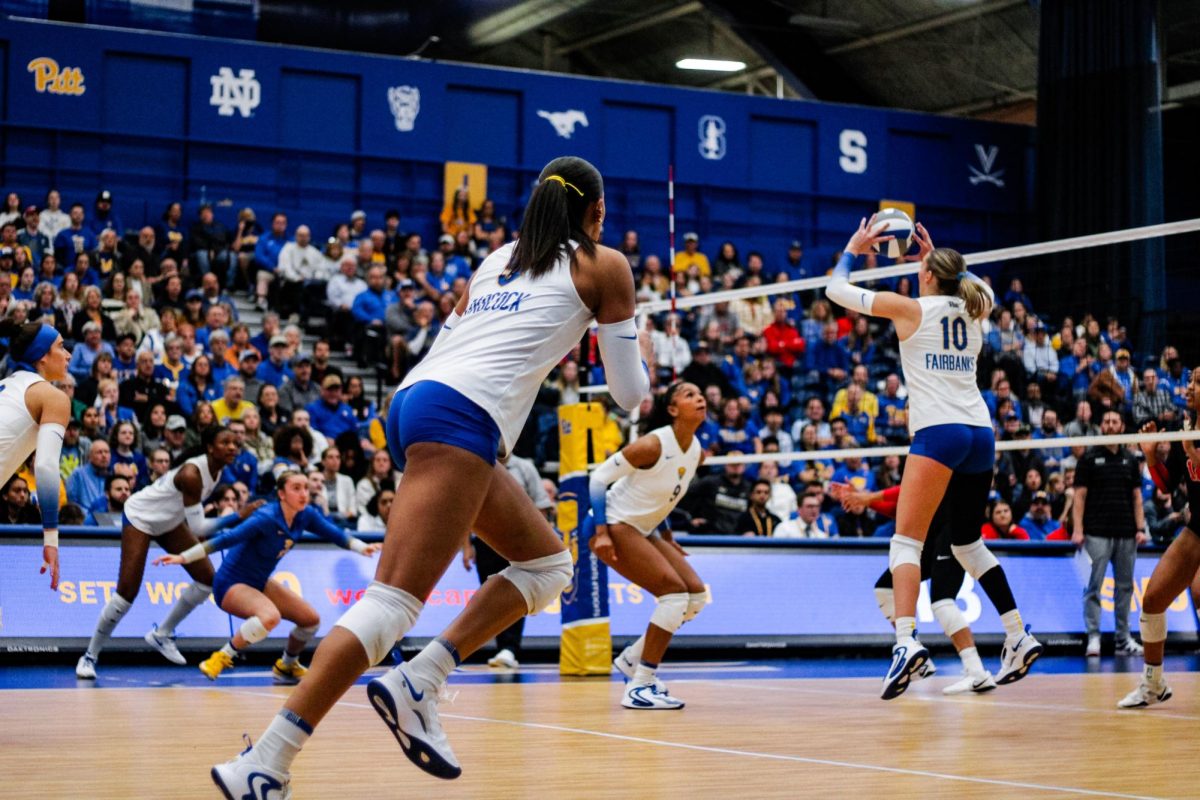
[623,635,646,665]
[253,710,311,773]
[959,646,984,676]
[1145,663,1164,686]
[86,595,133,660]
[406,637,458,693]
[159,581,211,636]
[220,642,238,659]
[281,652,298,667]
[1000,609,1025,639]
[895,616,916,643]
[632,661,657,686]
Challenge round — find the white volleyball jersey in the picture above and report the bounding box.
[0,371,45,485]
[400,241,593,457]
[123,454,220,536]
[604,426,702,535]
[900,295,992,433]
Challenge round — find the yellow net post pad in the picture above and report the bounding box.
[557,402,612,676]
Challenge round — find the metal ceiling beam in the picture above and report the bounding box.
[827,0,1028,56]
[467,0,596,48]
[938,87,1037,116]
[555,1,703,56]
[708,64,775,89]
[1167,80,1200,101]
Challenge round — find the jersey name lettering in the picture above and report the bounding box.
[924,353,976,372]
[466,290,534,315]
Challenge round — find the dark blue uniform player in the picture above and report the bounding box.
[154,470,380,684]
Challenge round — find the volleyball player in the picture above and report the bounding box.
[588,381,706,709]
[825,217,1040,699]
[0,320,72,590]
[213,156,650,796]
[76,426,250,679]
[833,483,999,695]
[153,470,380,683]
[1118,373,1199,708]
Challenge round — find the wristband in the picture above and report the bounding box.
[43,529,59,549]
[349,538,369,554]
[179,543,208,564]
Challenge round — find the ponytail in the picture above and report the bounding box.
[639,381,687,435]
[508,156,603,281]
[925,247,991,322]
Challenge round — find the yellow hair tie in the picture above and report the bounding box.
[544,174,584,196]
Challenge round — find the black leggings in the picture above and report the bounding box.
[875,469,995,604]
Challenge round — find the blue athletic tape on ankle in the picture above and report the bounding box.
[279,709,314,735]
[436,637,462,666]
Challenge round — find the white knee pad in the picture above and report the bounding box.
[683,591,708,623]
[240,616,270,645]
[889,535,924,572]
[1140,611,1167,644]
[498,550,573,614]
[291,622,319,645]
[931,598,968,637]
[874,587,895,623]
[335,581,423,666]
[649,593,689,634]
[951,539,1000,580]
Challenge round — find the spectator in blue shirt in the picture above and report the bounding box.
[716,397,761,456]
[1031,408,1067,468]
[876,374,908,443]
[770,240,809,282]
[806,321,850,398]
[67,439,111,510]
[253,212,289,312]
[17,205,50,266]
[1018,491,1062,540]
[350,266,397,327]
[306,374,360,442]
[68,322,115,383]
[222,419,260,496]
[719,335,754,399]
[1160,355,1191,410]
[85,474,131,527]
[1057,338,1093,403]
[1002,278,1034,314]
[831,454,876,493]
[257,336,295,388]
[53,204,97,266]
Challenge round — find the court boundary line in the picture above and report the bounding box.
[688,677,1200,722]
[213,686,1167,800]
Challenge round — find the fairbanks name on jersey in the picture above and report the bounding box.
[399,240,593,457]
[900,294,991,433]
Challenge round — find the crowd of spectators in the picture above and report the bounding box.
[0,187,1191,547]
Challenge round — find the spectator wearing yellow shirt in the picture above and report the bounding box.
[673,232,711,277]
[211,376,255,425]
[439,187,476,239]
[830,364,880,421]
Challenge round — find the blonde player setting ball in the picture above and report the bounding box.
[1118,371,1200,708]
[825,216,1041,699]
[590,381,707,710]
[212,156,650,799]
[0,320,72,590]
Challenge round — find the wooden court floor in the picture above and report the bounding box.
[1,670,1196,799]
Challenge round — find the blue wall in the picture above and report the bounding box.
[0,18,1034,267]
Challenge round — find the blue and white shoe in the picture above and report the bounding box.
[144,623,186,665]
[211,736,291,800]
[367,663,462,780]
[613,648,637,681]
[622,681,685,710]
[75,654,97,680]
[996,625,1042,685]
[881,639,929,700]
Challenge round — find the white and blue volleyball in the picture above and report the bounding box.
[872,208,914,259]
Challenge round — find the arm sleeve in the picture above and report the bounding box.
[595,318,650,411]
[588,451,639,526]
[34,423,66,538]
[825,252,878,314]
[184,504,242,539]
[868,486,902,519]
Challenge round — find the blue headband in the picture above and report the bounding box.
[13,324,59,373]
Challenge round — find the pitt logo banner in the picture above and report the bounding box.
[27,58,86,96]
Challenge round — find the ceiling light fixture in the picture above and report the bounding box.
[675,58,746,72]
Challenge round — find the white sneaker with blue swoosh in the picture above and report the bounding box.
[211,737,291,800]
[996,625,1042,685]
[367,663,462,779]
[881,639,929,700]
[622,681,685,710]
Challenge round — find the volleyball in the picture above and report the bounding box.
[872,208,914,258]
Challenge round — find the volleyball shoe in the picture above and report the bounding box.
[211,736,291,800]
[366,662,462,780]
